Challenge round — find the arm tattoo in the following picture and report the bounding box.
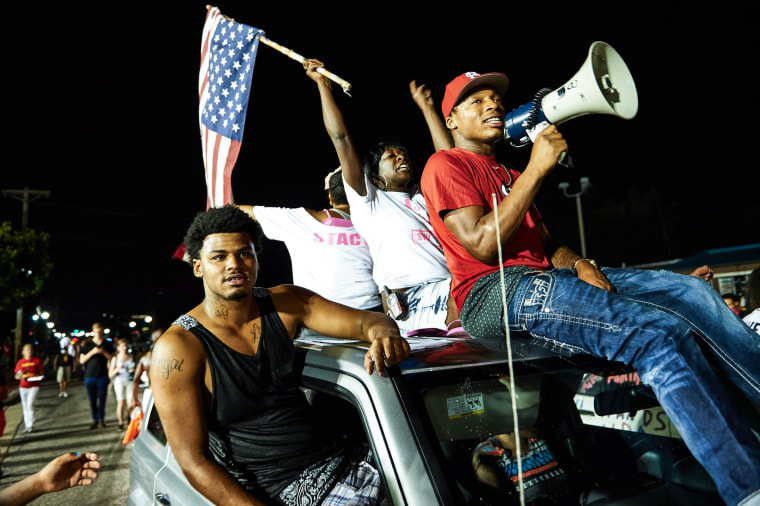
[154,358,185,379]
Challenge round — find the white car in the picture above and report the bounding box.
[128,334,721,505]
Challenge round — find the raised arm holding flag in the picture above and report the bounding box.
[173,6,353,263]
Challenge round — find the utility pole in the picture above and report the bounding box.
[2,187,50,360]
[2,188,50,232]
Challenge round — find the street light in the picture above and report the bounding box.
[558,177,592,257]
[31,310,50,322]
[31,309,52,345]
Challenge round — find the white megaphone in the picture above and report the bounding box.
[503,41,638,150]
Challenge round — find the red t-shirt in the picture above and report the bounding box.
[15,356,43,388]
[421,148,551,311]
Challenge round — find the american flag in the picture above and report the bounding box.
[199,6,263,208]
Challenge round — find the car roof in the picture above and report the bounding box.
[295,333,622,376]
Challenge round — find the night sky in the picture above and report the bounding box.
[3,2,757,333]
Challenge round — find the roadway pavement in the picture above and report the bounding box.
[0,373,133,505]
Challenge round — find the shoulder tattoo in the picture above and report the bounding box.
[153,357,185,379]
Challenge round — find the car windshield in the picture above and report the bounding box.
[392,337,720,505]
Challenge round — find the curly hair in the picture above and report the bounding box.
[183,205,264,261]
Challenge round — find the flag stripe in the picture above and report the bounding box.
[201,128,239,208]
[199,7,221,102]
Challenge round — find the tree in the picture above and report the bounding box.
[0,221,53,311]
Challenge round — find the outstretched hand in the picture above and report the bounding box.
[0,452,101,506]
[409,80,434,110]
[39,452,101,493]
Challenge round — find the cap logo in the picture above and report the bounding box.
[464,72,482,80]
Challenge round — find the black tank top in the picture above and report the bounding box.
[172,287,339,498]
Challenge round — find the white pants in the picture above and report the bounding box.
[113,377,133,403]
[19,386,39,429]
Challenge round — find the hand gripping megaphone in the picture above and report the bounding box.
[503,41,638,151]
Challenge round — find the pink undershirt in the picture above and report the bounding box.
[320,209,352,228]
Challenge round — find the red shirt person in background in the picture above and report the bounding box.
[14,343,43,433]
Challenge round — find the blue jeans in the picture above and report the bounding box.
[84,376,109,423]
[464,267,760,506]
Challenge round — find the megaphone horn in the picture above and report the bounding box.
[503,41,638,148]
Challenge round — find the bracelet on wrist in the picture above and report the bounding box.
[572,257,598,271]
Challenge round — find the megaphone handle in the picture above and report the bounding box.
[528,122,573,168]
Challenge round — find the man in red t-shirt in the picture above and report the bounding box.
[421,72,606,334]
[421,71,760,506]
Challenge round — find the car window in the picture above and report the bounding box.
[304,387,368,446]
[401,359,721,505]
[402,364,554,504]
[301,384,409,502]
[146,401,168,446]
[421,374,542,441]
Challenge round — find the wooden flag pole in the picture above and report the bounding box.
[206,5,352,95]
[259,36,352,95]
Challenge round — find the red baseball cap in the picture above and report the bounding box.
[441,72,510,118]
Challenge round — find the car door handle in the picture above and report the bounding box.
[155,492,171,505]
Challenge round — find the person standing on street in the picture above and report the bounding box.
[79,323,114,429]
[108,338,135,430]
[14,344,43,433]
[53,337,77,398]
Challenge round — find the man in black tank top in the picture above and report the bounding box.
[150,205,409,505]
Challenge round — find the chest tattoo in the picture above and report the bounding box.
[250,322,261,346]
